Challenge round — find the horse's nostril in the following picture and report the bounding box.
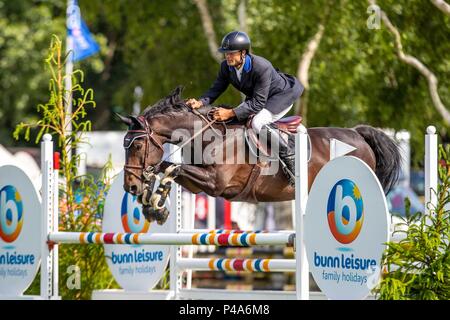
[130,185,138,194]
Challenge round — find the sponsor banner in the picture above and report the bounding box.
[0,166,41,296]
[304,156,389,300]
[103,171,171,291]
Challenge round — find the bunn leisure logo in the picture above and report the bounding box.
[121,193,150,233]
[327,179,364,244]
[0,185,24,243]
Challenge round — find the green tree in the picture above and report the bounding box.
[2,0,449,166]
[0,0,105,146]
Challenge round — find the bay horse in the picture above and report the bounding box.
[118,86,401,223]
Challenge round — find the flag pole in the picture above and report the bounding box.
[65,0,74,160]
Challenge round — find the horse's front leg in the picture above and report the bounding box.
[142,163,181,225]
[150,164,182,209]
[142,162,217,225]
[159,161,220,196]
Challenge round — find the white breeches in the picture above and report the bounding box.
[251,104,293,133]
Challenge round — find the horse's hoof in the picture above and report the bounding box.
[156,208,170,225]
[142,206,169,225]
[142,205,156,223]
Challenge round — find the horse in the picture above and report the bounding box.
[118,86,401,224]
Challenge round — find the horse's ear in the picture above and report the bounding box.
[172,85,184,102]
[129,116,144,128]
[115,113,133,126]
[174,85,184,95]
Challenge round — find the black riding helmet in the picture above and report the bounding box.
[218,31,251,53]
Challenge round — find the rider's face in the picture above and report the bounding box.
[225,51,243,67]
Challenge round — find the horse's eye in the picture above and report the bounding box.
[135,143,143,151]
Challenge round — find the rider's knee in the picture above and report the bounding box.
[251,109,272,133]
[251,118,263,133]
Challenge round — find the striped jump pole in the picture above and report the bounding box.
[48,231,295,246]
[177,258,296,272]
[224,247,294,257]
[178,229,294,234]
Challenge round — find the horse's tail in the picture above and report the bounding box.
[353,125,402,194]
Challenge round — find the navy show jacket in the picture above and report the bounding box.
[200,53,304,121]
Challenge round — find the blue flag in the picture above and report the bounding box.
[67,0,100,62]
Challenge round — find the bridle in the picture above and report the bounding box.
[123,104,229,184]
[123,116,164,183]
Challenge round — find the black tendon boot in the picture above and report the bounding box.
[262,125,296,186]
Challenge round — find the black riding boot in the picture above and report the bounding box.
[261,125,296,186]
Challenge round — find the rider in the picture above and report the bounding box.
[186,31,304,186]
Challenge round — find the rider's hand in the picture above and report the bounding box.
[186,98,203,109]
[213,107,235,121]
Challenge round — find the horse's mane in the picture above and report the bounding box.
[142,85,187,117]
[141,86,239,125]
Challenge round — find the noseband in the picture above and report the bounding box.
[123,116,164,183]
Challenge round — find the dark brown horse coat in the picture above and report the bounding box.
[121,87,401,204]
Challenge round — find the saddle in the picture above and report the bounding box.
[272,115,303,133]
[245,115,302,158]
